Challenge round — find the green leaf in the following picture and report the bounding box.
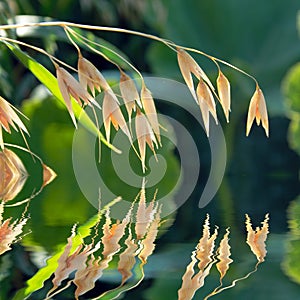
[5,41,120,153]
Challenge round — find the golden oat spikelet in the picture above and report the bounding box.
[140,84,161,145]
[78,55,110,96]
[177,48,215,102]
[0,96,29,149]
[246,86,269,137]
[135,108,158,173]
[119,70,141,120]
[102,89,132,143]
[216,228,233,280]
[196,79,218,136]
[196,79,217,123]
[216,70,231,123]
[245,213,269,263]
[56,66,100,127]
[49,240,101,298]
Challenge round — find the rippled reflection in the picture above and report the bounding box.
[0,148,28,202]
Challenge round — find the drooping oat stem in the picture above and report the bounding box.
[0,21,259,83]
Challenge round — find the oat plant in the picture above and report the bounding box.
[0,21,269,172]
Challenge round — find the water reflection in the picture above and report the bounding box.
[0,146,56,255]
[0,201,29,255]
[12,188,162,300]
[0,148,28,202]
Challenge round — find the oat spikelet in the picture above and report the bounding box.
[56,66,100,127]
[196,214,218,271]
[78,55,110,96]
[216,71,231,123]
[0,96,29,149]
[216,228,233,280]
[196,79,217,123]
[119,71,141,120]
[177,48,215,103]
[246,86,269,137]
[0,201,29,255]
[196,79,218,136]
[102,90,132,143]
[135,185,157,240]
[245,214,269,263]
[140,84,161,145]
[117,228,139,284]
[135,108,158,173]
